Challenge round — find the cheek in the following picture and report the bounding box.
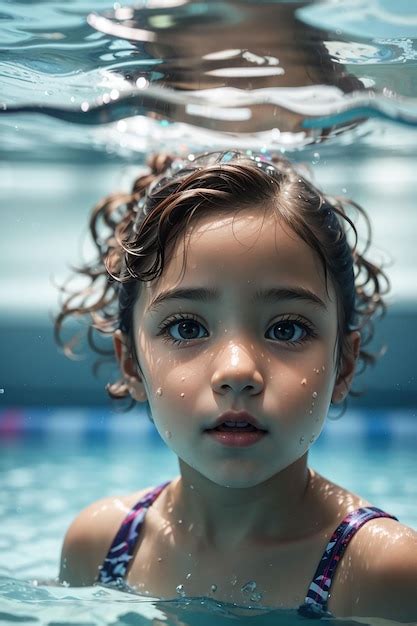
[266,363,333,425]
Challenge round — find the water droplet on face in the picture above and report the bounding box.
[168,506,173,513]
[156,387,163,396]
[310,435,315,443]
[299,436,305,444]
[230,575,238,586]
[309,410,313,415]
[165,430,172,439]
[189,484,194,490]
[181,377,185,382]
[211,584,217,592]
[178,519,183,524]
[322,365,325,371]
[186,573,191,580]
[312,391,318,398]
[176,584,186,597]
[301,378,307,386]
[157,557,163,562]
[180,392,185,398]
[241,580,257,594]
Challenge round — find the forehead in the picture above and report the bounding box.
[139,209,337,310]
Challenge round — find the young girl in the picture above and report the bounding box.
[55,150,417,622]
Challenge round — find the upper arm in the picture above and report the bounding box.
[58,488,152,587]
[59,496,119,587]
[352,521,417,623]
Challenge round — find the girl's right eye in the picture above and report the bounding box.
[157,314,209,345]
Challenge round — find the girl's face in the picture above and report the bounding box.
[120,208,359,488]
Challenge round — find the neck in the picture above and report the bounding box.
[169,454,314,550]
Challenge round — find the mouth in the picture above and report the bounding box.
[204,411,268,447]
[204,410,268,433]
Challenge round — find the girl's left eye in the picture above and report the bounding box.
[157,314,316,346]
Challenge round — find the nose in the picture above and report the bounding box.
[211,342,264,396]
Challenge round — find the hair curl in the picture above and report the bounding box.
[54,150,390,419]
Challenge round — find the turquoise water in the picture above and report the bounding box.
[0,423,416,625]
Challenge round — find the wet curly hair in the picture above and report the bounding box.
[54,150,390,419]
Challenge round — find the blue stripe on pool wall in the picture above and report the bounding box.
[0,407,416,442]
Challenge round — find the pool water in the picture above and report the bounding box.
[0,410,416,626]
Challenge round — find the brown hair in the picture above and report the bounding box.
[54,150,390,418]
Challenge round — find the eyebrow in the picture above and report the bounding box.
[147,286,328,313]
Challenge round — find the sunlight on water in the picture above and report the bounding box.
[1,0,417,160]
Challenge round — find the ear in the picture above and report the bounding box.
[113,329,148,403]
[331,331,361,404]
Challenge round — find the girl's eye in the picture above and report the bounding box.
[157,314,316,347]
[157,314,208,345]
[266,317,316,346]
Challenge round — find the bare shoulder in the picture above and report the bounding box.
[348,516,417,623]
[310,472,417,621]
[58,486,154,587]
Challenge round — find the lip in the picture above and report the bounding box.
[204,410,267,432]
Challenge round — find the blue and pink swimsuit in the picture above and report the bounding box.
[96,480,397,618]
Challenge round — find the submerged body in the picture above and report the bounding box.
[60,470,415,622]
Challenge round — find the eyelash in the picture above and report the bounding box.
[156,313,317,347]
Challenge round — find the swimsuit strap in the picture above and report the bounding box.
[97,480,171,588]
[298,506,398,618]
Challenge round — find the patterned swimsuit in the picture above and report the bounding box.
[97,481,398,618]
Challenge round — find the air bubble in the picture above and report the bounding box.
[250,591,263,602]
[241,581,257,594]
[176,584,186,597]
[136,76,148,89]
